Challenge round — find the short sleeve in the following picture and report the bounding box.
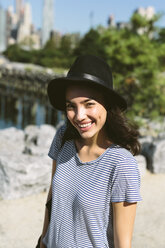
[48,124,66,161]
[111,155,142,203]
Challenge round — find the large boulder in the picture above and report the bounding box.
[0,154,51,199]
[138,118,165,138]
[23,124,55,155]
[0,125,56,199]
[140,138,165,173]
[0,127,24,155]
[135,155,147,176]
[151,139,165,173]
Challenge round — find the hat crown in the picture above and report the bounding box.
[47,54,127,111]
[67,55,113,89]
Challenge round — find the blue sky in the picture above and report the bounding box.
[1,0,165,34]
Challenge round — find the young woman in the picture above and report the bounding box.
[40,55,141,248]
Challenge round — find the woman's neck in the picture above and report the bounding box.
[76,130,112,151]
[75,133,112,163]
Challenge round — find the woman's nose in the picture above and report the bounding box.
[75,106,86,121]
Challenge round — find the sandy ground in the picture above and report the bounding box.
[0,171,165,248]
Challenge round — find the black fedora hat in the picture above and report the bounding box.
[47,55,127,111]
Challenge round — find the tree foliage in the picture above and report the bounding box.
[74,28,104,58]
[99,27,165,118]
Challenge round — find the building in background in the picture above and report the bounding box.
[15,0,23,21]
[135,6,155,20]
[42,0,54,47]
[1,1,156,53]
[6,6,14,46]
[0,0,43,52]
[5,1,41,50]
[0,7,7,52]
[107,14,131,30]
[6,5,20,46]
[107,6,155,33]
[17,2,32,43]
[117,21,131,29]
[134,6,155,37]
[107,15,115,28]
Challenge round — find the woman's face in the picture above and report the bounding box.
[65,84,107,142]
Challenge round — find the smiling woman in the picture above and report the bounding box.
[65,85,107,143]
[38,55,142,248]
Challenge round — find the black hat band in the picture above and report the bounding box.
[67,73,108,88]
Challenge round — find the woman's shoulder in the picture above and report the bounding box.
[48,122,67,160]
[108,145,140,179]
[50,122,67,148]
[109,144,137,164]
[55,122,67,137]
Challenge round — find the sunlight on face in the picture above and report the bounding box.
[65,84,107,141]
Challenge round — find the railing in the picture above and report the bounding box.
[0,62,66,129]
[0,65,58,97]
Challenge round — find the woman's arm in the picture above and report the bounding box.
[112,201,137,248]
[40,160,57,248]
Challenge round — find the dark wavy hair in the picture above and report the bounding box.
[61,106,141,156]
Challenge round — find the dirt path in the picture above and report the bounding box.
[132,171,165,248]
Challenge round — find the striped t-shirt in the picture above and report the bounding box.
[43,124,141,248]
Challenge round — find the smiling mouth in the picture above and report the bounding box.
[78,122,92,128]
[76,121,95,130]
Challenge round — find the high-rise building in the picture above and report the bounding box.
[7,6,18,28]
[42,0,54,47]
[17,2,32,42]
[15,0,23,21]
[6,5,19,45]
[0,7,7,52]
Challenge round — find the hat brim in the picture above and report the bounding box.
[47,76,127,111]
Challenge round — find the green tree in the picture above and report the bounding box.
[60,34,73,56]
[3,44,32,63]
[38,33,77,68]
[74,28,105,58]
[99,27,165,118]
[157,27,165,43]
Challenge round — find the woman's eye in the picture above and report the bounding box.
[86,102,95,107]
[66,104,74,109]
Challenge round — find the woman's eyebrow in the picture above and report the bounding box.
[83,98,94,103]
[66,98,94,104]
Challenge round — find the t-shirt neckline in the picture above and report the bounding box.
[72,140,116,165]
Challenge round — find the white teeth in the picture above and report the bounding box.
[78,122,92,128]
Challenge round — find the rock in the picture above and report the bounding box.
[23,124,55,156]
[135,155,147,176]
[157,132,165,141]
[0,153,51,199]
[0,123,165,199]
[0,127,24,155]
[139,135,153,144]
[140,139,165,173]
[37,124,56,149]
[138,117,165,138]
[0,125,56,199]
[152,140,165,173]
